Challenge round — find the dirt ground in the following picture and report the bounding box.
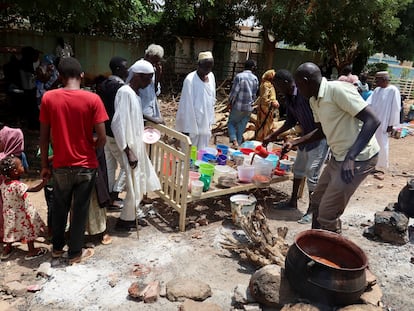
[1,124,413,310]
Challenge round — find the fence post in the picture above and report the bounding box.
[231,62,236,81]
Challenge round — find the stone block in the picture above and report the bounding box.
[179,299,222,311]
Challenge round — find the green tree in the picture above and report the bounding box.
[151,0,252,63]
[380,2,414,62]
[155,0,251,39]
[0,0,159,39]
[249,0,413,71]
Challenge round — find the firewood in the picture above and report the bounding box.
[220,205,290,268]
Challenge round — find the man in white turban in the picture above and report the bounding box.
[139,44,165,124]
[366,71,401,172]
[112,59,161,231]
[176,51,216,150]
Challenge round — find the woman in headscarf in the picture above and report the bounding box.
[255,70,280,141]
[0,123,26,240]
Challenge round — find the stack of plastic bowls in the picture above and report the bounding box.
[199,163,215,177]
[202,153,217,163]
[216,144,229,155]
[217,154,227,165]
[204,147,218,156]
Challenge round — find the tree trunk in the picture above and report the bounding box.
[262,28,277,70]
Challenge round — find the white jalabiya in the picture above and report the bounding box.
[175,71,216,150]
[139,74,162,119]
[111,85,161,221]
[366,85,401,168]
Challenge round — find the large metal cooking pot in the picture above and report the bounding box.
[285,229,368,306]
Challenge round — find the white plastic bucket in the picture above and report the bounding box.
[230,194,257,225]
[191,180,204,197]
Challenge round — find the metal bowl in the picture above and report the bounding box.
[218,176,237,187]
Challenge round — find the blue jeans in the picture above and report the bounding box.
[52,167,97,259]
[227,109,251,145]
[293,139,329,192]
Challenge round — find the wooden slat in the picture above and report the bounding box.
[146,121,291,231]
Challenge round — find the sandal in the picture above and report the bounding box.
[108,200,124,211]
[101,234,113,245]
[0,248,14,260]
[298,214,312,224]
[373,172,385,180]
[69,248,94,265]
[24,247,48,261]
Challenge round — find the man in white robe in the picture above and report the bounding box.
[112,59,161,231]
[366,71,401,169]
[139,44,165,124]
[176,51,216,150]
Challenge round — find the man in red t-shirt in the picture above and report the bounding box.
[39,57,108,264]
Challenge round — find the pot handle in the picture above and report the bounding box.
[307,260,316,271]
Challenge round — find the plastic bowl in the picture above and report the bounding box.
[204,147,218,156]
[199,163,215,176]
[237,165,255,182]
[279,159,294,172]
[240,148,254,155]
[216,144,229,155]
[202,153,217,163]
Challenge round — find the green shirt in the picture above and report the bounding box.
[310,78,379,161]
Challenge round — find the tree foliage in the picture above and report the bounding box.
[156,0,251,39]
[250,0,413,70]
[380,2,414,61]
[0,0,159,39]
[3,0,414,67]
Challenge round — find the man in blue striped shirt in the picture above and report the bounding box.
[263,69,328,224]
[227,59,259,148]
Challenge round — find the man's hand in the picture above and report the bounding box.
[40,167,51,181]
[282,140,294,153]
[262,137,270,147]
[126,149,138,169]
[271,100,280,108]
[341,157,355,184]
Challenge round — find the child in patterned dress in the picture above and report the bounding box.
[0,155,47,260]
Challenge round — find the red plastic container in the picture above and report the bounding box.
[240,148,254,155]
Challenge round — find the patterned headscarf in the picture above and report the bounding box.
[0,126,24,160]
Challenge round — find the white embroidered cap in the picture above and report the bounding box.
[198,51,213,61]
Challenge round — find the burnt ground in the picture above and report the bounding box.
[0,96,414,310]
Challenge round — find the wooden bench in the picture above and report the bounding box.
[146,122,290,232]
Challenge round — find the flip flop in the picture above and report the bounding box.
[298,214,312,224]
[108,201,124,211]
[0,249,14,260]
[101,234,113,245]
[24,247,48,261]
[69,248,95,265]
[373,172,385,180]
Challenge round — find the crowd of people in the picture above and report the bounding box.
[227,60,401,232]
[3,37,73,130]
[0,43,166,263]
[0,43,403,262]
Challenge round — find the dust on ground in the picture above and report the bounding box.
[1,130,414,311]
